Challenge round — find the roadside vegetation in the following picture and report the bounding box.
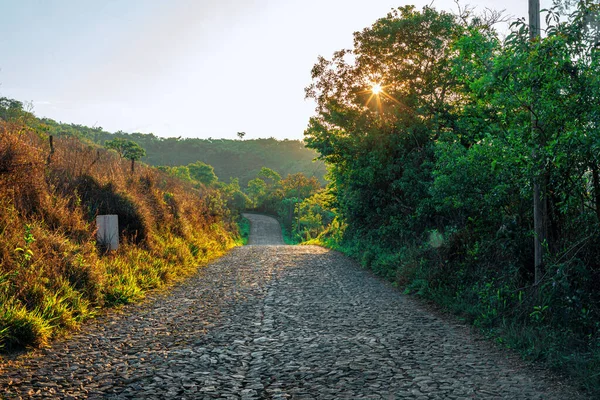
[0,100,240,351]
[236,216,250,245]
[240,167,334,243]
[300,2,600,394]
[3,1,599,394]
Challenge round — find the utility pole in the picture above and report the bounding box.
[530,0,544,285]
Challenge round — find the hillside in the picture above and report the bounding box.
[39,119,327,186]
[0,99,239,350]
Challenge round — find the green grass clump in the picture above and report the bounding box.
[0,300,53,349]
[236,216,250,245]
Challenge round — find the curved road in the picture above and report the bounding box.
[0,215,582,399]
[244,214,284,245]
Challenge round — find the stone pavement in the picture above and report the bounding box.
[0,215,583,399]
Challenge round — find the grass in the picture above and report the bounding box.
[0,119,237,351]
[236,216,250,245]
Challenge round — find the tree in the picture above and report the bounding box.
[0,97,37,126]
[188,161,218,186]
[257,167,281,186]
[305,5,463,245]
[278,173,321,231]
[0,98,24,121]
[281,173,320,200]
[105,138,146,172]
[246,178,267,208]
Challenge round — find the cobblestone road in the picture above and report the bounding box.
[0,214,582,399]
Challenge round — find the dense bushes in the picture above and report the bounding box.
[0,108,238,350]
[305,3,600,392]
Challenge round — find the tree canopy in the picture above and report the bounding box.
[105,138,146,172]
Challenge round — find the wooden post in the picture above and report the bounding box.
[46,135,54,165]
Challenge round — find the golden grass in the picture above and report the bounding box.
[0,121,239,351]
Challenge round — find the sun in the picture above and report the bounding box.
[361,80,402,112]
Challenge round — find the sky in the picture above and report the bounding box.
[0,0,550,140]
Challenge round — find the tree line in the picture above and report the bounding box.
[35,118,327,187]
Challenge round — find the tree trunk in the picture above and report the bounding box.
[131,158,135,173]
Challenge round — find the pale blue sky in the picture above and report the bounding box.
[0,0,545,140]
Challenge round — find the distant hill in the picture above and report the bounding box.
[40,119,327,186]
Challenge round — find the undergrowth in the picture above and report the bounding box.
[0,119,240,351]
[281,224,301,245]
[236,216,250,246]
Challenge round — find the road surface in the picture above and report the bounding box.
[0,214,581,399]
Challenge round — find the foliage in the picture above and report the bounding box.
[105,138,146,172]
[295,191,336,242]
[305,3,600,393]
[188,161,218,186]
[158,161,218,188]
[236,216,250,245]
[241,166,326,239]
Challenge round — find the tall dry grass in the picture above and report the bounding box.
[0,121,238,350]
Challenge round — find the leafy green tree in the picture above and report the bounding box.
[281,173,320,200]
[105,138,146,172]
[221,178,251,212]
[0,97,38,127]
[246,178,267,208]
[164,166,193,182]
[305,5,463,245]
[257,167,281,185]
[296,191,336,240]
[276,173,322,230]
[188,161,218,186]
[0,98,25,122]
[104,138,129,158]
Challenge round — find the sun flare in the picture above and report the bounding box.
[362,80,402,112]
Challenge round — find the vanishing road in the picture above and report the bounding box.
[0,214,582,399]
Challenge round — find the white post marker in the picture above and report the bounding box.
[97,214,119,251]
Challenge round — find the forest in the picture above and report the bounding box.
[37,119,327,187]
[302,1,600,391]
